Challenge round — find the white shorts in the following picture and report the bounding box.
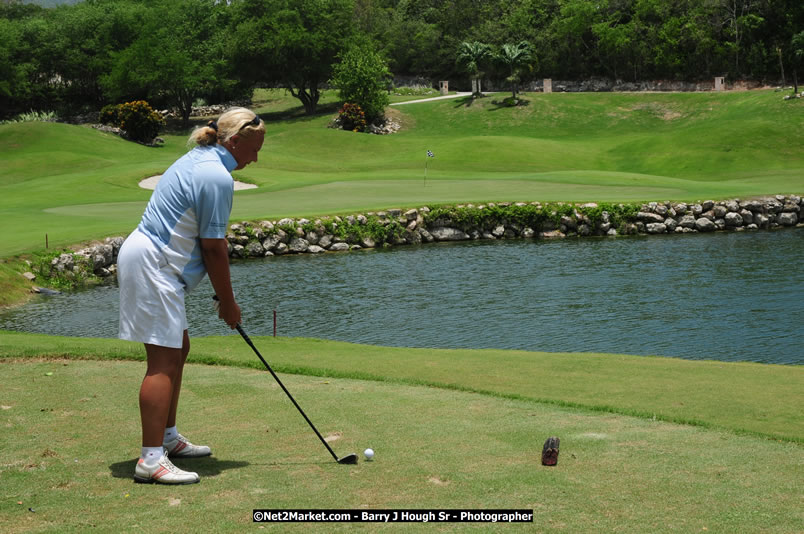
[118,229,188,348]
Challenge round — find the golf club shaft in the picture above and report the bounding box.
[235,324,341,463]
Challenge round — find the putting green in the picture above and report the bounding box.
[232,178,683,216]
[43,201,148,219]
[41,172,787,225]
[43,177,683,222]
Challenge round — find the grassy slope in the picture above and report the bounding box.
[1,90,801,259]
[0,121,177,256]
[0,258,36,308]
[1,331,801,444]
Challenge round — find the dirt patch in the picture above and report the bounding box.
[577,432,608,440]
[384,107,413,132]
[629,103,685,120]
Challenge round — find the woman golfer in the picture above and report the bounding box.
[118,108,265,484]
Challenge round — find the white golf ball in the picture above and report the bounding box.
[364,448,374,461]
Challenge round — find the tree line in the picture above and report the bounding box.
[1,0,802,121]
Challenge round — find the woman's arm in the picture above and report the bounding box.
[200,237,241,328]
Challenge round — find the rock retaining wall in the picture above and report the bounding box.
[521,78,770,93]
[44,196,802,284]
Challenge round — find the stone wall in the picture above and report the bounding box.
[43,196,801,285]
[222,196,801,259]
[47,237,124,281]
[521,78,770,93]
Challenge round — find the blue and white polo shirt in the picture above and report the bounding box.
[137,144,237,292]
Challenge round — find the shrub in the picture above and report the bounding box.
[393,85,437,96]
[31,250,95,290]
[98,104,120,125]
[338,103,367,132]
[330,42,391,124]
[0,110,58,125]
[423,202,645,234]
[116,100,164,143]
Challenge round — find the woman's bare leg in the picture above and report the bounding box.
[166,331,190,429]
[139,331,188,447]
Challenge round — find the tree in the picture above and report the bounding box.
[719,0,761,76]
[52,1,146,112]
[792,31,804,93]
[330,41,391,124]
[231,0,355,115]
[549,0,600,79]
[102,0,234,126]
[456,41,492,95]
[0,11,62,118]
[369,0,457,80]
[0,18,23,118]
[0,1,44,22]
[591,15,635,80]
[497,41,534,100]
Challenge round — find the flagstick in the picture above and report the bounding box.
[424,156,428,187]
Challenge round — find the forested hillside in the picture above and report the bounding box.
[2,0,802,119]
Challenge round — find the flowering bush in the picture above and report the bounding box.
[98,104,120,126]
[338,103,367,132]
[103,101,164,143]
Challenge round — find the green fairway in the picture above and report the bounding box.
[1,344,802,532]
[0,90,801,258]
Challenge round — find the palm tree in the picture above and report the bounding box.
[497,41,533,100]
[456,41,492,96]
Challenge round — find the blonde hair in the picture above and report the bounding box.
[188,107,265,147]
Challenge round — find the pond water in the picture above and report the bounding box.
[2,229,802,365]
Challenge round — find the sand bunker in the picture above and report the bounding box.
[139,175,257,191]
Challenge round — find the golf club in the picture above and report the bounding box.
[215,298,357,465]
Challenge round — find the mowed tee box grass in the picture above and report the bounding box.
[0,336,802,532]
[0,89,801,259]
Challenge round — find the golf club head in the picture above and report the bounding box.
[337,453,359,465]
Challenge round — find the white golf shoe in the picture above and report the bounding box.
[163,434,212,458]
[133,453,199,485]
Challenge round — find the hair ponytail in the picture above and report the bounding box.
[189,120,219,147]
